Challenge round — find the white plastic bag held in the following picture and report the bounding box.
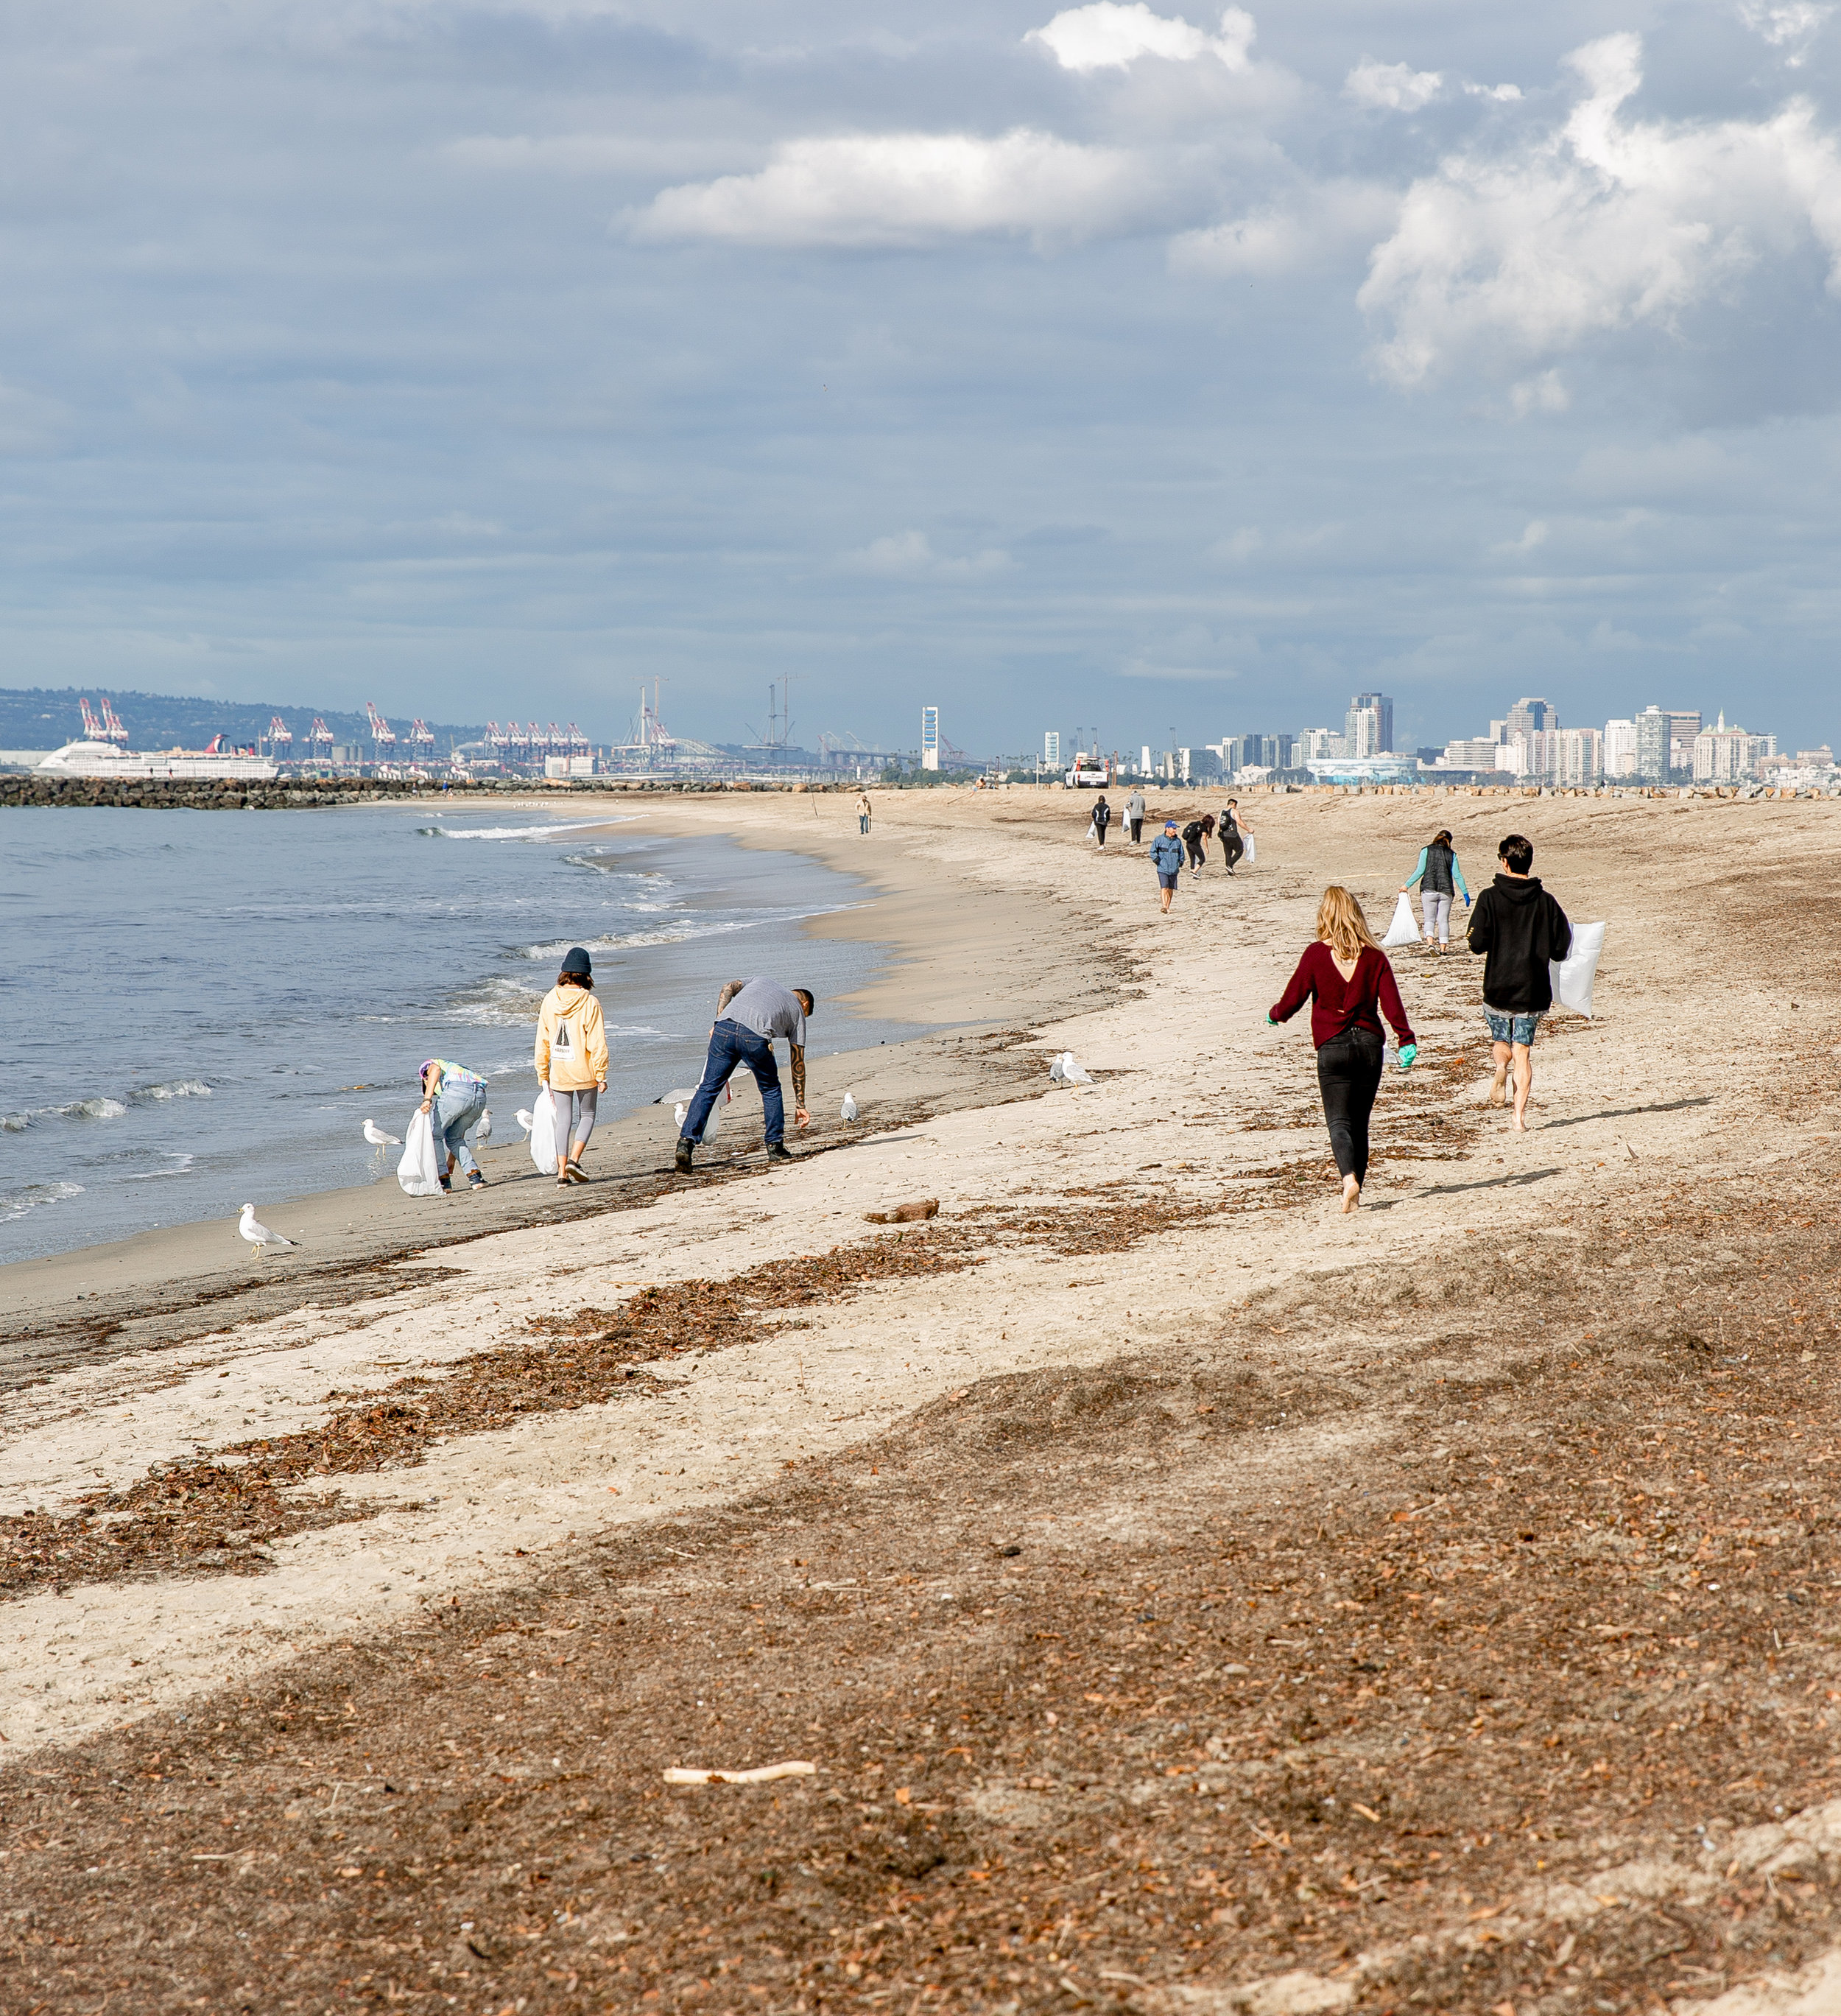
[529,1087,559,1175]
[1242,832,1256,865]
[1550,921,1605,1019]
[396,1109,443,1196]
[1381,892,1419,948]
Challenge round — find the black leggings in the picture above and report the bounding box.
[1185,837,1205,869]
[1222,829,1245,868]
[1316,1028,1384,1184]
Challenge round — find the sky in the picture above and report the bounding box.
[3,0,1841,758]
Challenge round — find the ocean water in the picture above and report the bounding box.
[0,801,917,1264]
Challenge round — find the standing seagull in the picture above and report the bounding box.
[238,1204,298,1258]
[840,1092,859,1122]
[362,1118,401,1148]
[514,1108,535,1139]
[476,1106,493,1145]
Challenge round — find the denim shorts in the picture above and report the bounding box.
[1485,1008,1543,1047]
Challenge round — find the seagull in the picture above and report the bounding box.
[476,1106,492,1145]
[514,1109,535,1139]
[840,1092,859,1122]
[674,1102,688,1129]
[238,1204,298,1257]
[362,1118,401,1148]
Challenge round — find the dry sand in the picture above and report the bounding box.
[3,781,1841,2015]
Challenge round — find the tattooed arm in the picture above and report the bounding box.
[790,1043,809,1128]
[715,979,747,1015]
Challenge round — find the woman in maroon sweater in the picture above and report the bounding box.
[1268,887,1419,1213]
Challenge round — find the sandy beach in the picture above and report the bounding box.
[4,782,1841,2015]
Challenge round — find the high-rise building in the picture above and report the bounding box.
[921,706,940,771]
[1440,737,1500,771]
[1692,715,1774,783]
[1603,718,1638,779]
[1345,692,1393,756]
[1526,728,1602,785]
[1043,730,1061,767]
[1301,726,1344,762]
[1504,697,1558,743]
[1636,706,1702,782]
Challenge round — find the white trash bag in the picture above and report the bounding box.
[1381,892,1420,948]
[529,1086,559,1176]
[1242,832,1256,865]
[1550,921,1605,1019]
[396,1109,444,1197]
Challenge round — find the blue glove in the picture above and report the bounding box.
[1398,1043,1418,1070]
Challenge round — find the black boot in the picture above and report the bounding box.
[765,1142,793,1163]
[675,1138,694,1175]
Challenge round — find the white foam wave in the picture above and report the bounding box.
[446,977,545,1028]
[423,818,639,843]
[66,1097,127,1121]
[133,1079,211,1103]
[123,1153,197,1181]
[0,1181,84,1222]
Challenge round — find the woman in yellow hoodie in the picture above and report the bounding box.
[535,946,609,1186]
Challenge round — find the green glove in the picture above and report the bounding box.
[1398,1042,1418,1070]
[1265,1014,1277,1026]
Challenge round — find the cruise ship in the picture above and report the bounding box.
[37,739,280,782]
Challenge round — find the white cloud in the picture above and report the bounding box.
[1344,58,1443,111]
[1359,32,1841,385]
[1741,1,1831,63]
[1171,178,1400,276]
[845,531,1012,579]
[1027,2,1254,74]
[1464,81,1524,103]
[627,129,1162,247]
[1510,370,1570,416]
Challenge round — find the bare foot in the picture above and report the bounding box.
[1488,1070,1508,1108]
[1511,1112,1528,1132]
[1341,1176,1361,1214]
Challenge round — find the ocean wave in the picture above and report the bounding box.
[421,818,640,843]
[66,1097,127,1121]
[445,977,545,1028]
[133,1079,211,1103]
[0,1181,83,1222]
[520,917,761,961]
[124,1153,197,1181]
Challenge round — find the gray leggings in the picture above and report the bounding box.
[1420,890,1453,942]
[558,1087,599,1157]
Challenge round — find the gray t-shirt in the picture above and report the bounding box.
[721,978,806,1045]
[1126,792,1146,821]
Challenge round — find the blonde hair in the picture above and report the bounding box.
[1315,885,1380,962]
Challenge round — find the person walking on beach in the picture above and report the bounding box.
[1466,833,1571,1132]
[535,946,610,1187]
[1182,816,1210,877]
[418,1058,491,1194]
[1092,795,1113,847]
[856,790,872,836]
[1267,887,1417,1214]
[1219,798,1251,874]
[676,978,813,1174]
[1150,819,1185,913]
[1400,827,1471,953]
[1125,787,1147,844]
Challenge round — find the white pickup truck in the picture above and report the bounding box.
[1064,760,1109,787]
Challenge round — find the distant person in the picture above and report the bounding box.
[1467,832,1571,1132]
[1182,816,1208,876]
[1125,787,1147,843]
[1400,827,1471,953]
[535,946,610,1187]
[1092,794,1112,847]
[418,1057,490,1194]
[1220,798,1251,874]
[856,790,872,835]
[1150,819,1185,913]
[677,978,814,1174]
[1268,887,1417,1213]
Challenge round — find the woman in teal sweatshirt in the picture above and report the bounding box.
[1399,828,1470,952]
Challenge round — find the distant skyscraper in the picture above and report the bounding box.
[1504,697,1558,743]
[921,706,940,772]
[1043,729,1061,767]
[1603,718,1638,779]
[1635,706,1700,782]
[1345,692,1393,756]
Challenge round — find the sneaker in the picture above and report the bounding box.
[675,1138,694,1175]
[437,1178,453,1193]
[564,1159,588,1184]
[765,1142,793,1163]
[468,1172,487,1190]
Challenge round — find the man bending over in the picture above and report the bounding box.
[676,978,813,1174]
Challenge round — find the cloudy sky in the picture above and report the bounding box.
[4,0,1840,756]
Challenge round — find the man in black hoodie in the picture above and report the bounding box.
[1466,832,1571,1131]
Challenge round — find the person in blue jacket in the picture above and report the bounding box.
[1399,826,1470,954]
[1150,819,1186,914]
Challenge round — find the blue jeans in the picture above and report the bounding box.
[683,1020,783,1145]
[433,1085,487,1179]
